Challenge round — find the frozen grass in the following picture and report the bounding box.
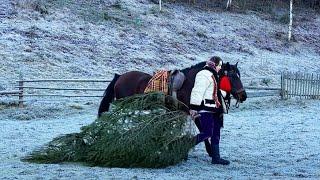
[0,98,319,179]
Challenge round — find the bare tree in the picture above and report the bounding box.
[226,0,233,9]
[288,0,293,41]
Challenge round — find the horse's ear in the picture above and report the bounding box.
[225,62,230,70]
[235,62,238,67]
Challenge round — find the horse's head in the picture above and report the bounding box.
[221,62,247,103]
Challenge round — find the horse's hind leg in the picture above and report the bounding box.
[98,74,120,117]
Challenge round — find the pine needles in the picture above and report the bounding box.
[22,92,195,168]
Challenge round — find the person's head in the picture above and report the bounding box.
[206,56,223,73]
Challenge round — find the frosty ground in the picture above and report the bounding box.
[0,97,319,179]
[0,0,320,179]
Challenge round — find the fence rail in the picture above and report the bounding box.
[15,78,111,107]
[14,86,106,91]
[16,79,111,83]
[243,85,281,98]
[0,90,22,96]
[12,94,103,98]
[245,86,281,91]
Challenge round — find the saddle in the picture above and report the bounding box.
[168,69,185,98]
[144,69,185,98]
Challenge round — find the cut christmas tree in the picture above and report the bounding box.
[22,92,196,168]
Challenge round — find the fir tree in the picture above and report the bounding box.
[22,92,196,168]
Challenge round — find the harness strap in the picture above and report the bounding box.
[223,95,231,114]
[211,75,221,108]
[235,99,240,108]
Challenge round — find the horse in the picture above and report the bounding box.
[98,61,247,157]
[98,61,247,117]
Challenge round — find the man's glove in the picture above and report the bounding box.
[189,109,201,119]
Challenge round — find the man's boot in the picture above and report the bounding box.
[211,144,230,165]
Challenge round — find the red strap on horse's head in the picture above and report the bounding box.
[220,76,231,93]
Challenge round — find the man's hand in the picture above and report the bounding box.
[189,110,200,119]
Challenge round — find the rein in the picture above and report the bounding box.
[221,75,244,110]
[235,88,245,108]
[235,99,240,108]
[224,95,231,113]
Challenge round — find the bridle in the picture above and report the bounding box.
[222,66,244,109]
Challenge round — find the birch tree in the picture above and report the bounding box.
[288,0,293,41]
[226,0,233,9]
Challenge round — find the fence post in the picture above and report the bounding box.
[281,72,288,99]
[18,73,24,108]
[316,74,320,99]
[280,72,284,99]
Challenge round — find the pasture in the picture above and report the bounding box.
[0,97,319,179]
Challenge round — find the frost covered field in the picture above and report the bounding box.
[1,0,320,179]
[0,98,319,179]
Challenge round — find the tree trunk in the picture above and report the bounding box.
[288,0,293,41]
[226,0,233,9]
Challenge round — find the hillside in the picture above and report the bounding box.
[0,0,320,91]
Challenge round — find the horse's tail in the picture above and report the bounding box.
[98,73,121,117]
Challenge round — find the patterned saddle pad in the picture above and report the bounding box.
[144,70,169,95]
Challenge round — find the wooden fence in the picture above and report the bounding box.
[12,77,281,107]
[2,72,319,108]
[244,72,320,99]
[281,72,320,99]
[15,78,111,107]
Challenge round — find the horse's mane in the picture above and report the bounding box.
[180,61,206,74]
[180,61,241,78]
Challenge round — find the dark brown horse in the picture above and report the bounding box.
[98,61,247,117]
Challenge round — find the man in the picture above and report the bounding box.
[189,56,230,165]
